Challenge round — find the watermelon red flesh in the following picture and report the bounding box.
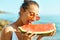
[19,24,55,34]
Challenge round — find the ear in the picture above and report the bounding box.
[20,8,24,15]
[20,8,24,12]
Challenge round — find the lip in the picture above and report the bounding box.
[36,16,40,21]
[27,19,34,23]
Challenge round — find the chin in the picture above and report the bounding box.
[23,22,32,25]
[23,23,29,25]
[28,22,32,24]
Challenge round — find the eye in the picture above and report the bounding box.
[29,12,35,16]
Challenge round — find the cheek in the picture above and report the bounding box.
[21,13,29,22]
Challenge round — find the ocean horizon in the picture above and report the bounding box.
[0,13,60,40]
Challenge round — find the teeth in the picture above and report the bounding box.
[29,21,31,23]
[27,19,34,24]
[29,20,34,22]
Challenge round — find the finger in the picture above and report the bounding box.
[24,32,35,37]
[36,35,43,40]
[28,33,35,37]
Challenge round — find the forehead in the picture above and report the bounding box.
[28,5,39,14]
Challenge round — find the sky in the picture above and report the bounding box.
[0,0,60,16]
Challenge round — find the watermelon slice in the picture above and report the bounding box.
[19,23,56,34]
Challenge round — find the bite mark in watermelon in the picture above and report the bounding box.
[19,23,56,34]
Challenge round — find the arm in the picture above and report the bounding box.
[1,27,12,40]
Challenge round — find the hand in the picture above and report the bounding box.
[36,29,56,40]
[21,33,35,40]
[47,28,56,36]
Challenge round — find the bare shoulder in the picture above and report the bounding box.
[1,26,13,40]
[2,26,13,33]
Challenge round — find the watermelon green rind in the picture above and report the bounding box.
[19,23,56,34]
[19,27,54,34]
[29,29,54,34]
[19,27,27,32]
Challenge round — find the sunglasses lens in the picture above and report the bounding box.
[29,16,40,21]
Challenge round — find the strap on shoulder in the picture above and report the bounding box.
[7,26,19,40]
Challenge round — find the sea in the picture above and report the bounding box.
[0,13,60,40]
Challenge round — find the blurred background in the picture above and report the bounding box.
[0,0,60,40]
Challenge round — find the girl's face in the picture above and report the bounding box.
[21,5,40,25]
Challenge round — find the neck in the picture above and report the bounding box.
[11,18,24,28]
